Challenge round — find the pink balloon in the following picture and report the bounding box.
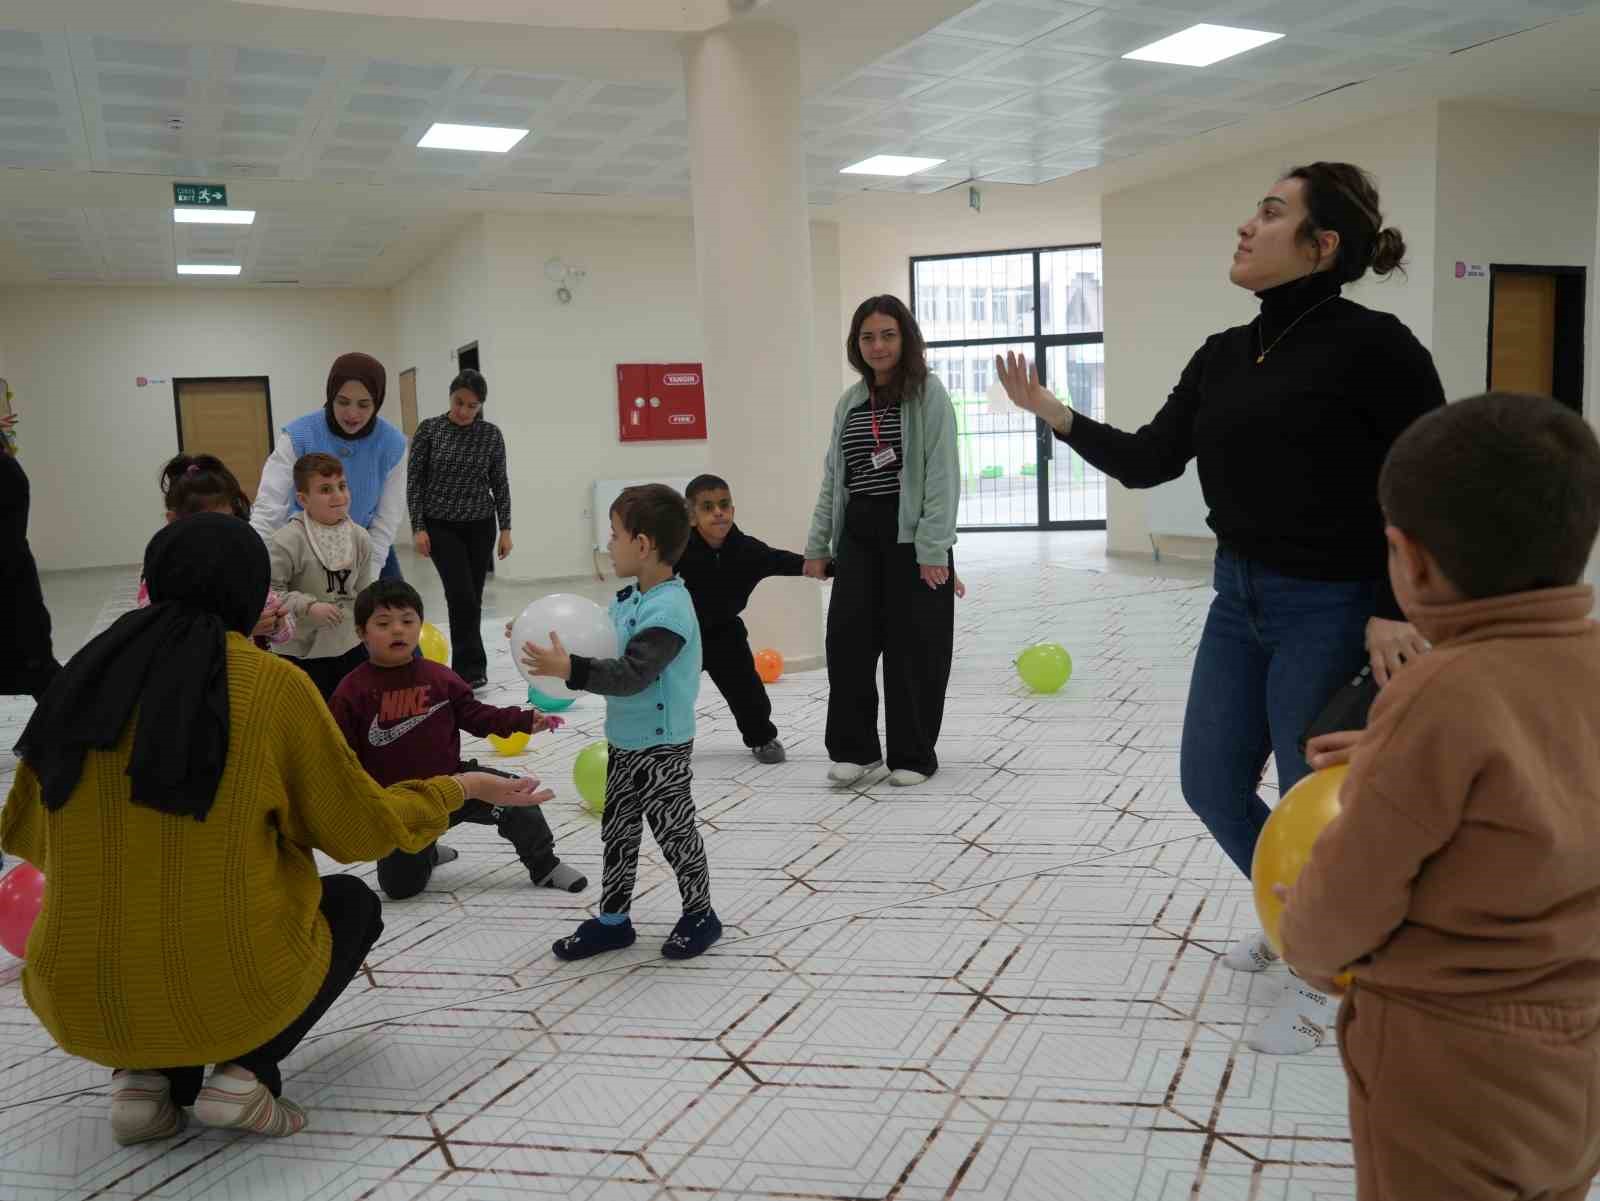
[0,863,45,959]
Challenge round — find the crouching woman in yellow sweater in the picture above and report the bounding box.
[0,514,552,1145]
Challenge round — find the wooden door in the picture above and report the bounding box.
[399,367,418,437]
[1491,272,1558,395]
[174,377,273,501]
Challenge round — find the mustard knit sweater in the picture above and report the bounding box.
[0,634,465,1070]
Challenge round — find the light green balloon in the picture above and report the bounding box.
[574,742,608,815]
[1017,643,1073,693]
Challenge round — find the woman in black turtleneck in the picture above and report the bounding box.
[998,162,1445,1056]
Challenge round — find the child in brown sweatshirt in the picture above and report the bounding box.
[1279,392,1600,1201]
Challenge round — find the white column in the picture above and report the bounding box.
[685,22,824,668]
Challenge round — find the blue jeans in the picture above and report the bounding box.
[380,546,403,582]
[1180,548,1376,878]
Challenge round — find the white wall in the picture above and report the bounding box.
[1433,104,1600,404]
[389,217,491,428]
[1100,107,1441,558]
[0,286,392,572]
[391,211,844,582]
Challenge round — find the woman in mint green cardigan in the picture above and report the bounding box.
[804,296,960,788]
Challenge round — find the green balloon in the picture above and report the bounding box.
[574,742,608,815]
[1017,643,1073,693]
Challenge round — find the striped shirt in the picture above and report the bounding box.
[841,398,903,498]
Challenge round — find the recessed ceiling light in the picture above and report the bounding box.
[840,155,946,177]
[1124,23,1283,68]
[417,122,530,153]
[173,208,256,225]
[176,264,242,276]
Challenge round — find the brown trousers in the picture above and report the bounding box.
[1340,985,1600,1200]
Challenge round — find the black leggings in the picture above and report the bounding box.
[157,875,383,1102]
[426,516,498,682]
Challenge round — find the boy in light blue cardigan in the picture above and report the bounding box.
[520,484,718,961]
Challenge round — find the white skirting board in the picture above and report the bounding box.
[592,477,695,550]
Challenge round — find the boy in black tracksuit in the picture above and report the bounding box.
[676,475,823,765]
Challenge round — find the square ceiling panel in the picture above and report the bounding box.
[964,48,1101,86]
[880,35,1005,75]
[914,78,1029,111]
[588,83,678,108]
[234,48,325,79]
[0,29,46,57]
[98,73,189,102]
[940,1,1094,46]
[91,37,190,71]
[556,110,637,135]
[829,72,938,103]
[334,120,410,143]
[347,93,428,119]
[362,61,453,91]
[226,82,314,109]
[476,73,567,101]
[1035,12,1182,56]
[0,97,60,119]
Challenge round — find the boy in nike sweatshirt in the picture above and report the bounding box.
[331,579,587,900]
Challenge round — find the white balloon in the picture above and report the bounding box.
[510,593,617,697]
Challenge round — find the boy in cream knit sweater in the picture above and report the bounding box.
[270,452,374,700]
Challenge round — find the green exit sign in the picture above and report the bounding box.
[174,183,228,207]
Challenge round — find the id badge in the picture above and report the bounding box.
[870,445,898,471]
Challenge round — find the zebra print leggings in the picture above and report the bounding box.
[600,741,712,916]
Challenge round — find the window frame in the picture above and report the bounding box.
[910,242,1106,532]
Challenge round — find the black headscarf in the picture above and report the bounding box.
[16,514,269,820]
[323,351,387,441]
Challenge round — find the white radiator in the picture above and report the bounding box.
[592,477,695,551]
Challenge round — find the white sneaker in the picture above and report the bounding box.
[1247,978,1340,1055]
[889,770,929,787]
[1223,931,1279,973]
[828,760,882,785]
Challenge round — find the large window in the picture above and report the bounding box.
[912,245,1105,530]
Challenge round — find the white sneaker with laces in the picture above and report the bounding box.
[1223,931,1280,973]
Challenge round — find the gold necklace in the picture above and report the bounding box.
[1256,294,1337,364]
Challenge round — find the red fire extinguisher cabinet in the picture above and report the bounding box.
[617,363,707,442]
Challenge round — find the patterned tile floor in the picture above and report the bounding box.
[2,533,1564,1200]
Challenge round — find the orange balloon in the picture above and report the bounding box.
[754,648,783,684]
[1252,764,1349,963]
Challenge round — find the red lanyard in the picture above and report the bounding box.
[869,390,885,449]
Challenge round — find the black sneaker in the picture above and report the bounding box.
[662,910,722,960]
[753,739,787,765]
[553,917,636,961]
[466,676,488,691]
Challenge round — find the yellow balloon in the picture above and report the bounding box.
[488,731,529,756]
[1252,765,1352,983]
[419,622,449,664]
